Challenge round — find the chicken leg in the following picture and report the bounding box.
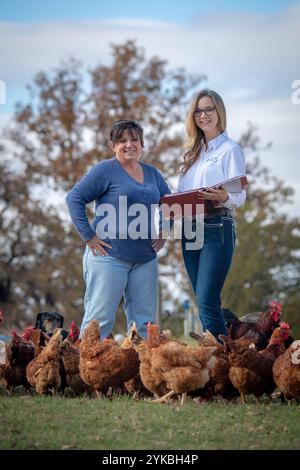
[149,390,175,403]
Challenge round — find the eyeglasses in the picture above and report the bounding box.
[193,106,215,117]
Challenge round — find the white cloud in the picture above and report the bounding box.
[227,85,262,101]
[228,97,300,180]
[1,3,299,95]
[0,112,12,129]
[227,97,300,216]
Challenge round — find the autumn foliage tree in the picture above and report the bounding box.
[0,40,201,331]
[222,128,300,336]
[0,40,299,336]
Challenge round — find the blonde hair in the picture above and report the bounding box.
[180,89,227,175]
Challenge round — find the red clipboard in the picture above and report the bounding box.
[160,176,248,218]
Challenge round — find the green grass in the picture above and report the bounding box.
[1,388,300,450]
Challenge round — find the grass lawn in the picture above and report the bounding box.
[0,388,300,450]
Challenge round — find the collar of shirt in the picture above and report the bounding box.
[203,130,228,153]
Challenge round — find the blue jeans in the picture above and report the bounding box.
[182,216,236,338]
[81,248,158,339]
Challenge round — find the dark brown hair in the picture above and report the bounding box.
[110,120,144,147]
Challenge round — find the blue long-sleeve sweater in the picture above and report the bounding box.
[66,157,170,263]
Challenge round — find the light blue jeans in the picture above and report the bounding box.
[80,248,158,339]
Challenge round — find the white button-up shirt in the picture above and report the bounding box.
[178,131,246,209]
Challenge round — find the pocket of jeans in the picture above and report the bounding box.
[204,223,224,246]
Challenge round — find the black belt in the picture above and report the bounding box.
[204,208,233,219]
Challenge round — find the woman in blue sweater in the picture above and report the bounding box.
[66,120,170,339]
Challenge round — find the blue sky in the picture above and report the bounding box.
[1,0,298,22]
[0,0,300,215]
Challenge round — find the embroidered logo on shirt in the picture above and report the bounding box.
[203,155,218,164]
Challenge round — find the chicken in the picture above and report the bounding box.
[59,320,92,395]
[190,330,224,348]
[60,340,93,395]
[79,320,140,398]
[272,339,300,404]
[22,326,50,355]
[136,324,185,400]
[225,301,283,350]
[190,330,256,350]
[26,328,62,395]
[189,331,258,400]
[139,324,231,405]
[151,345,227,405]
[121,322,144,349]
[0,340,7,378]
[120,322,151,398]
[0,330,35,393]
[47,320,82,395]
[220,322,290,404]
[65,320,79,343]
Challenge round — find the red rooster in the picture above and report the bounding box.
[225,301,284,350]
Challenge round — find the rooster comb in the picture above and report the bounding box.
[279,321,290,330]
[270,300,282,312]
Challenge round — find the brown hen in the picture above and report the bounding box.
[221,323,290,404]
[273,339,300,404]
[120,322,150,399]
[26,329,62,395]
[79,320,139,398]
[140,324,228,405]
[59,320,92,395]
[136,324,186,399]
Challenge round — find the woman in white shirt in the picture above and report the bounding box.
[179,89,246,339]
